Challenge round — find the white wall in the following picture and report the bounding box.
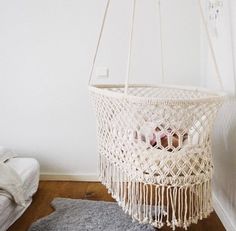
[203,0,235,93]
[203,0,236,230]
[0,0,201,178]
[213,100,236,231]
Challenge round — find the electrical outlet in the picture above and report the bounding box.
[96,67,109,79]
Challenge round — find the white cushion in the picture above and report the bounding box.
[0,158,39,231]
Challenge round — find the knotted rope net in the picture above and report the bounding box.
[88,0,226,229]
[90,85,224,229]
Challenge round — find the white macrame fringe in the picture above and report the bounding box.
[90,85,224,230]
[100,154,213,230]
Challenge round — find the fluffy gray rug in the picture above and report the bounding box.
[28,198,156,231]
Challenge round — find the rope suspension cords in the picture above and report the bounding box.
[125,0,137,95]
[197,0,224,90]
[157,0,165,84]
[88,0,111,85]
[88,0,226,230]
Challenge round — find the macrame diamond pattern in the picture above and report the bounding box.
[90,85,224,230]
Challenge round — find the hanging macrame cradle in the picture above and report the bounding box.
[89,0,226,230]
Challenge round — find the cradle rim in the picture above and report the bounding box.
[89,84,227,105]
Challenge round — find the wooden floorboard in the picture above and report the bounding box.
[7,181,225,231]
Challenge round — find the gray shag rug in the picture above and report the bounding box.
[28,198,156,231]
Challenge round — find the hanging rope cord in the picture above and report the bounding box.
[197,0,224,90]
[158,0,165,84]
[125,0,137,95]
[88,0,224,91]
[88,0,111,85]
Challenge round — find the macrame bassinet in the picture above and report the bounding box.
[89,0,226,230]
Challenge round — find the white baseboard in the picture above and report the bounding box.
[213,193,236,231]
[40,173,99,182]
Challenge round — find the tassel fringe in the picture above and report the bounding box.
[100,155,213,230]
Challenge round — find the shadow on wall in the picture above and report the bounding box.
[212,98,236,221]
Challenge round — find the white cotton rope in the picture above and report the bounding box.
[88,0,224,92]
[125,0,137,95]
[157,0,165,84]
[88,0,227,230]
[198,0,224,90]
[90,83,224,229]
[88,0,111,85]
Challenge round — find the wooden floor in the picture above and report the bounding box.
[8,181,225,231]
